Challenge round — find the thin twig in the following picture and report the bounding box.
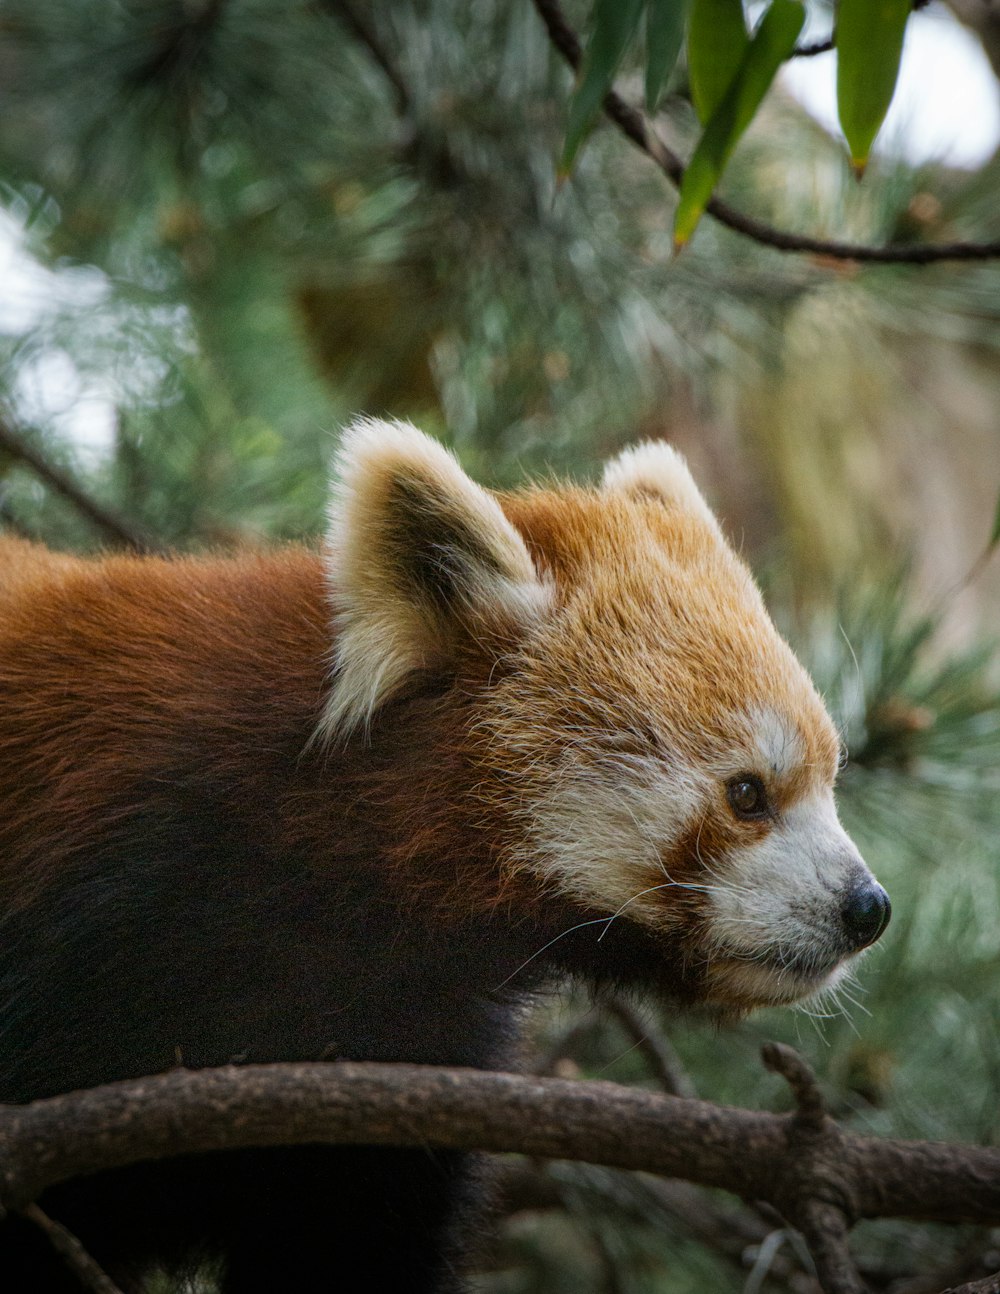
[603,997,698,1099]
[792,36,835,57]
[791,0,933,57]
[0,415,159,554]
[531,0,1000,264]
[21,1204,125,1294]
[321,0,411,117]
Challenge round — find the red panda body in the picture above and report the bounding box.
[0,421,889,1292]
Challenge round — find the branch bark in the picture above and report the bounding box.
[941,1277,1000,1294]
[1,1059,998,1244]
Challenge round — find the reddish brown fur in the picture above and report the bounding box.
[0,542,542,925]
[500,487,839,787]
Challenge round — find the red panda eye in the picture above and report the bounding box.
[726,775,769,820]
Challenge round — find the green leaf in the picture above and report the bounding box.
[674,0,805,248]
[989,491,1000,550]
[836,0,911,174]
[687,0,748,124]
[645,0,690,113]
[560,0,645,176]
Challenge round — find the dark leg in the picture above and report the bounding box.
[217,1147,478,1294]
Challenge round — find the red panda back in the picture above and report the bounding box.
[0,548,330,902]
[0,536,81,605]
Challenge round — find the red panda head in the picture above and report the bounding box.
[320,418,889,1014]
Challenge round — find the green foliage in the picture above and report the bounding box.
[687,0,748,123]
[836,0,913,173]
[553,0,926,240]
[560,0,645,175]
[674,0,804,247]
[644,0,690,113]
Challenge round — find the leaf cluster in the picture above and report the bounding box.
[560,0,922,244]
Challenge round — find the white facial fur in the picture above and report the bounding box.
[705,790,867,1002]
[748,705,807,779]
[512,738,706,923]
[509,699,872,1009]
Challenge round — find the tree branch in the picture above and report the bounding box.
[801,1201,867,1294]
[2,1058,999,1269]
[531,0,1000,264]
[792,0,933,58]
[603,997,698,1099]
[792,35,835,57]
[761,1040,827,1129]
[19,1205,124,1294]
[941,1276,1000,1294]
[0,415,160,554]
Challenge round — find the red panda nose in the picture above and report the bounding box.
[842,881,891,950]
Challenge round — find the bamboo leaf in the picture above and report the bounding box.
[560,0,645,175]
[645,0,690,113]
[687,0,748,124]
[836,0,911,174]
[674,0,805,248]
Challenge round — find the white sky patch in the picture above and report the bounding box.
[1,212,121,461]
[0,209,109,334]
[13,349,118,461]
[782,5,1000,169]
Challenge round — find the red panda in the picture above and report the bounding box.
[0,418,889,1293]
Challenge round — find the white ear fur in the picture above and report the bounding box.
[602,441,723,536]
[318,417,550,742]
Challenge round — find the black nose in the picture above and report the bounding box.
[842,882,891,950]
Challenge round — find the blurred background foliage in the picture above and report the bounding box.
[0,0,998,1289]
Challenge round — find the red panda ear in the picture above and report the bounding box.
[601,442,723,536]
[318,417,550,741]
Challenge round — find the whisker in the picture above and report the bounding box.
[494,916,615,989]
[596,875,715,943]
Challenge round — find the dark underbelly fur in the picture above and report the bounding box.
[0,807,682,1293]
[0,845,538,1293]
[2,1145,488,1294]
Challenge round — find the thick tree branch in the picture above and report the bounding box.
[0,415,159,554]
[532,0,1000,264]
[2,1059,998,1251]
